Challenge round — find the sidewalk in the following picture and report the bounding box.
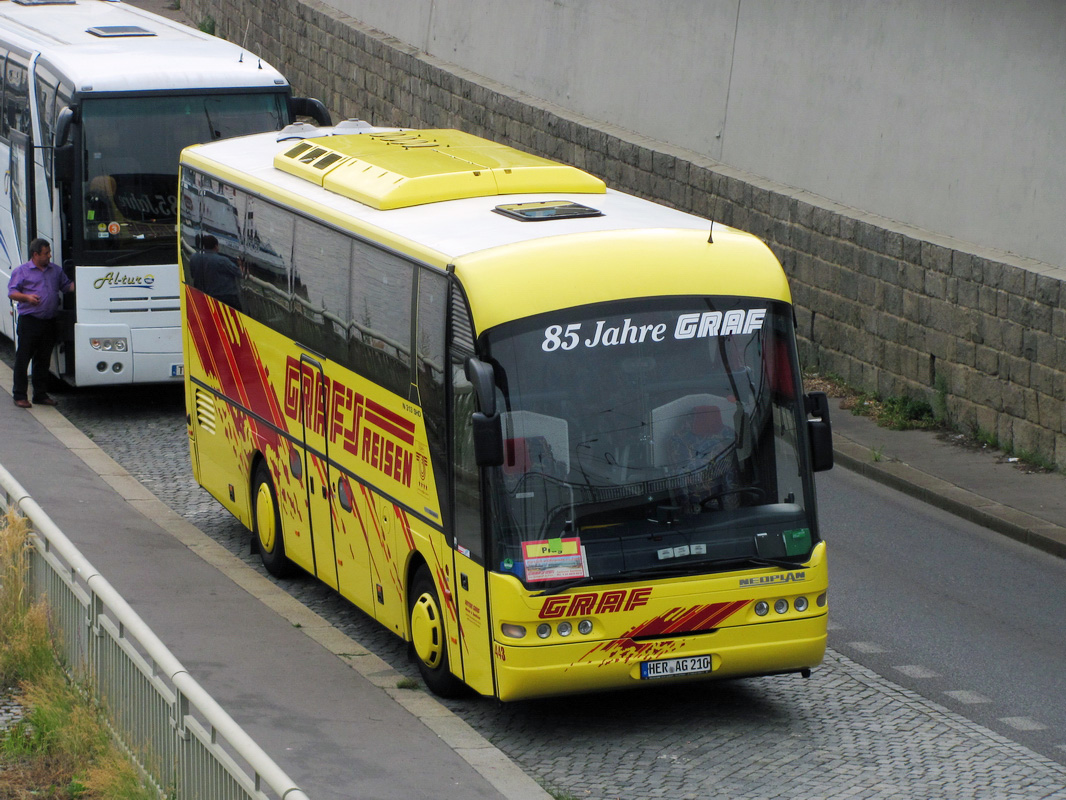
[828,399,1066,559]
[0,360,548,800]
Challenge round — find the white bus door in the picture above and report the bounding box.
[2,132,35,341]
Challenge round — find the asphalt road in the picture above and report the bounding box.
[824,466,1066,763]
[9,357,1066,800]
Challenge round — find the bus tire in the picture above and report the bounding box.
[408,565,466,698]
[252,462,293,578]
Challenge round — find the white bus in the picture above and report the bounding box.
[0,0,329,386]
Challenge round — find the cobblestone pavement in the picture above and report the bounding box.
[13,366,1066,800]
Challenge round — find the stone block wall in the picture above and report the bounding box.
[184,0,1066,469]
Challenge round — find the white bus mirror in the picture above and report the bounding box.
[54,106,77,183]
[288,96,332,127]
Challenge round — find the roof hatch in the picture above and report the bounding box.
[87,25,157,38]
[273,129,606,210]
[493,201,603,221]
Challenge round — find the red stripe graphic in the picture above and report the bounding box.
[580,600,751,667]
[365,398,416,444]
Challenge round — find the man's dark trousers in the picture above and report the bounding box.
[13,313,58,401]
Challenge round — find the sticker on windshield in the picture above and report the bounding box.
[521,537,590,583]
[541,309,766,352]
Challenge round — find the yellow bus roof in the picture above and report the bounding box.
[182,128,791,334]
[274,129,606,209]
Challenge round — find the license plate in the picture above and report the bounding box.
[640,655,712,680]
[171,364,184,378]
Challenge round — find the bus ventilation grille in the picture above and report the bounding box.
[195,389,217,434]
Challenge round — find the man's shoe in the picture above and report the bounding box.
[33,395,58,407]
[14,398,31,408]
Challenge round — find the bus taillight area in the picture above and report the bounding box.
[487,549,828,702]
[67,322,184,385]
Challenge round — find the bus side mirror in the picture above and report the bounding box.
[466,357,504,466]
[54,106,77,183]
[806,391,834,472]
[288,96,333,127]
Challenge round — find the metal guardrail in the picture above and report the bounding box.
[0,462,311,800]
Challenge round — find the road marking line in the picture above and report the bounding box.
[893,665,940,679]
[999,717,1047,732]
[848,641,888,653]
[944,690,991,704]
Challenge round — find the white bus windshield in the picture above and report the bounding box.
[482,297,816,588]
[79,93,287,265]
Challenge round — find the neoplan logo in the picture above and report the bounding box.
[739,571,806,587]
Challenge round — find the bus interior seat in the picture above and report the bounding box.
[503,436,556,475]
[651,393,736,467]
[501,411,569,475]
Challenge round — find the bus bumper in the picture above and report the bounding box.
[493,613,827,702]
[70,324,183,385]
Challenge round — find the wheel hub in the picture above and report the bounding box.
[410,593,443,668]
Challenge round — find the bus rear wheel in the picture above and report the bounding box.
[408,566,466,698]
[252,462,293,578]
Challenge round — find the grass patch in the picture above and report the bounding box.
[806,372,937,431]
[0,510,159,799]
[804,371,1062,474]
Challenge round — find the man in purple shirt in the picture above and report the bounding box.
[7,238,74,408]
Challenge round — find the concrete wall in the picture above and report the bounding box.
[313,0,1066,272]
[182,0,1066,469]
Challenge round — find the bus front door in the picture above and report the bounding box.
[298,354,340,591]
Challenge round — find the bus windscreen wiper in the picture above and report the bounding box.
[531,555,806,596]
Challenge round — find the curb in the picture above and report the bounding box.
[832,435,1066,560]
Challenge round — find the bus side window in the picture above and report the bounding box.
[4,55,29,138]
[0,51,7,140]
[241,195,295,338]
[293,217,350,363]
[416,267,449,514]
[348,240,413,399]
[34,70,58,187]
[178,169,202,280]
[449,286,483,562]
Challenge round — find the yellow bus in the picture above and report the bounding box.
[179,124,834,701]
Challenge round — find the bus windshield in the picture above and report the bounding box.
[482,296,816,589]
[79,93,288,265]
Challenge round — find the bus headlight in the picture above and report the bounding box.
[774,599,789,615]
[794,596,809,612]
[754,601,769,616]
[536,623,552,639]
[577,619,593,635]
[501,623,526,639]
[557,621,573,637]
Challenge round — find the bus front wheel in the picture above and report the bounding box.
[408,566,466,698]
[252,462,293,578]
